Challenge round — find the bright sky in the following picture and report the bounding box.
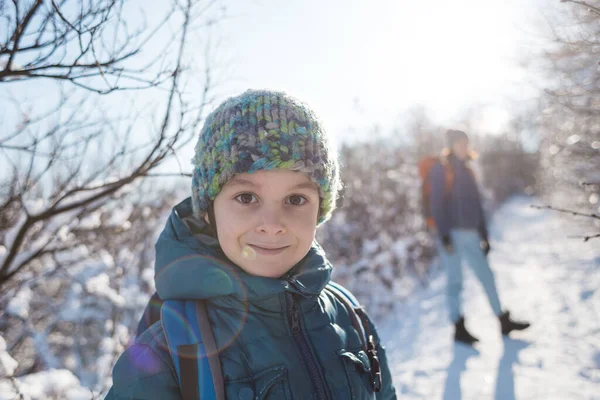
[210,0,543,143]
[0,0,549,181]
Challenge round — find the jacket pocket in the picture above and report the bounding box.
[339,349,376,400]
[225,365,291,400]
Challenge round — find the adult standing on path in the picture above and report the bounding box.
[429,129,530,345]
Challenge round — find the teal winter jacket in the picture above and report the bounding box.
[106,198,396,399]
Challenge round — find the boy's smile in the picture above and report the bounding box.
[247,244,289,255]
[208,169,321,278]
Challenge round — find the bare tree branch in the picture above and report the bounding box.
[145,172,192,178]
[584,233,600,241]
[0,0,217,291]
[5,0,44,74]
[561,0,600,17]
[0,0,192,93]
[531,204,600,219]
[9,376,25,400]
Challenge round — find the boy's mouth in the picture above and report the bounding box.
[247,244,290,255]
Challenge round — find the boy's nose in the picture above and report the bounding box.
[256,207,286,235]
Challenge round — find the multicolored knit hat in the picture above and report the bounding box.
[191,89,341,225]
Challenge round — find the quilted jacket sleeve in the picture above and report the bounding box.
[104,323,182,400]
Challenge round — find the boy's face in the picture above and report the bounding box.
[208,169,320,278]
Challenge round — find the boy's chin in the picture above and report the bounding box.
[241,264,293,279]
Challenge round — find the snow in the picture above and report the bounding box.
[1,213,27,265]
[0,337,18,377]
[381,196,600,400]
[106,203,132,227]
[6,286,33,319]
[23,199,46,215]
[86,274,125,306]
[141,266,155,288]
[78,211,102,230]
[0,369,93,400]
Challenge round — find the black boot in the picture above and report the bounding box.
[454,317,479,345]
[499,311,530,335]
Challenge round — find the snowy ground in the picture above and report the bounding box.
[381,196,600,400]
[1,196,598,399]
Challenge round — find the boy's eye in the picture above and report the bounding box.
[235,193,257,204]
[287,195,307,206]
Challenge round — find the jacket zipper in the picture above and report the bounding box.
[286,292,329,400]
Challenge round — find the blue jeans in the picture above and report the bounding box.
[437,229,503,323]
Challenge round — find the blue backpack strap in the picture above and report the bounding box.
[325,282,367,349]
[325,282,383,392]
[162,300,225,400]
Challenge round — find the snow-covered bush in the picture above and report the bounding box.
[476,133,539,204]
[536,3,600,210]
[317,138,436,318]
[0,188,180,398]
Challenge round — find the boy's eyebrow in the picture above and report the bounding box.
[225,177,318,191]
[225,177,256,187]
[290,182,319,190]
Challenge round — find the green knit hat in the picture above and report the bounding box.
[191,89,341,225]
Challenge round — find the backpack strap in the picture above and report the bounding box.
[196,301,226,400]
[325,282,367,350]
[162,300,225,400]
[325,282,382,392]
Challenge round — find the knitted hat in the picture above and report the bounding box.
[191,89,341,225]
[446,129,469,146]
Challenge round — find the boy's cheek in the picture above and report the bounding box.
[217,227,242,248]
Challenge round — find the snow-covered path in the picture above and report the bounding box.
[381,197,600,400]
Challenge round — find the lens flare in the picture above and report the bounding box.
[241,245,256,260]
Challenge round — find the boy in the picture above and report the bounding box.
[106,90,397,399]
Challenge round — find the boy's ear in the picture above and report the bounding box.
[204,203,220,239]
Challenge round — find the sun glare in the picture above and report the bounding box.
[361,1,522,122]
